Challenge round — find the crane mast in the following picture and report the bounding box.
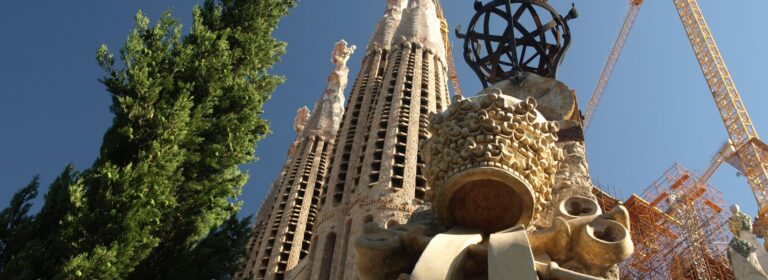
[673,0,768,226]
[434,0,463,99]
[584,0,643,129]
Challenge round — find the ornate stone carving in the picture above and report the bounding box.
[287,106,310,159]
[294,106,310,135]
[332,40,356,68]
[357,74,633,279]
[303,40,355,139]
[367,0,409,53]
[420,89,563,231]
[392,0,446,66]
[535,197,633,277]
[355,196,633,280]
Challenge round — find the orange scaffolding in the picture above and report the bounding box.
[593,163,733,279]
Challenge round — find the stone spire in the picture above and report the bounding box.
[238,40,355,280]
[238,106,308,280]
[367,0,409,52]
[303,40,356,139]
[306,0,452,278]
[392,0,446,65]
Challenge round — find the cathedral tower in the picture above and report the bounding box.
[308,0,450,279]
[241,40,355,280]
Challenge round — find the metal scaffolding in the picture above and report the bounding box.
[593,163,733,279]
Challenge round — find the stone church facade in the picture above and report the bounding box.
[240,1,635,279]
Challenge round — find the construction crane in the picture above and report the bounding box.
[434,0,463,99]
[583,0,644,129]
[699,141,736,185]
[673,0,768,228]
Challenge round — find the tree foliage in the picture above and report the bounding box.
[0,176,39,271]
[0,0,295,278]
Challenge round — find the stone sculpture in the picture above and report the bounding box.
[728,204,768,280]
[332,39,356,68]
[294,106,310,135]
[305,40,355,138]
[355,72,633,280]
[287,106,310,160]
[422,89,561,231]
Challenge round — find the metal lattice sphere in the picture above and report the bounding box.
[457,0,577,87]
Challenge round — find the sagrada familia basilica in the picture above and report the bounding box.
[235,0,663,279]
[236,0,635,279]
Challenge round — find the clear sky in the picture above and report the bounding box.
[2,1,768,220]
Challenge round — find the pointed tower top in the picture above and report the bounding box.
[303,40,356,139]
[367,0,410,52]
[392,0,446,62]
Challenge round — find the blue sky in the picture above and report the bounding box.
[2,1,767,220]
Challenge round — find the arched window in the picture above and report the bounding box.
[319,232,337,280]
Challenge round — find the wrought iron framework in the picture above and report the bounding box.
[456,0,577,87]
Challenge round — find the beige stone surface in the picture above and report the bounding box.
[537,140,597,229]
[489,73,578,122]
[411,227,483,280]
[355,222,430,280]
[730,246,768,280]
[488,227,538,280]
[367,0,408,53]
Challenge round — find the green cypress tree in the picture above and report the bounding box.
[0,0,295,278]
[1,166,80,279]
[0,176,39,272]
[175,214,253,280]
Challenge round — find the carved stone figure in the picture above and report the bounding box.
[332,39,357,69]
[287,106,310,159]
[728,204,768,280]
[294,106,310,135]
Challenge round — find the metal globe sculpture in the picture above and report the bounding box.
[456,0,577,87]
